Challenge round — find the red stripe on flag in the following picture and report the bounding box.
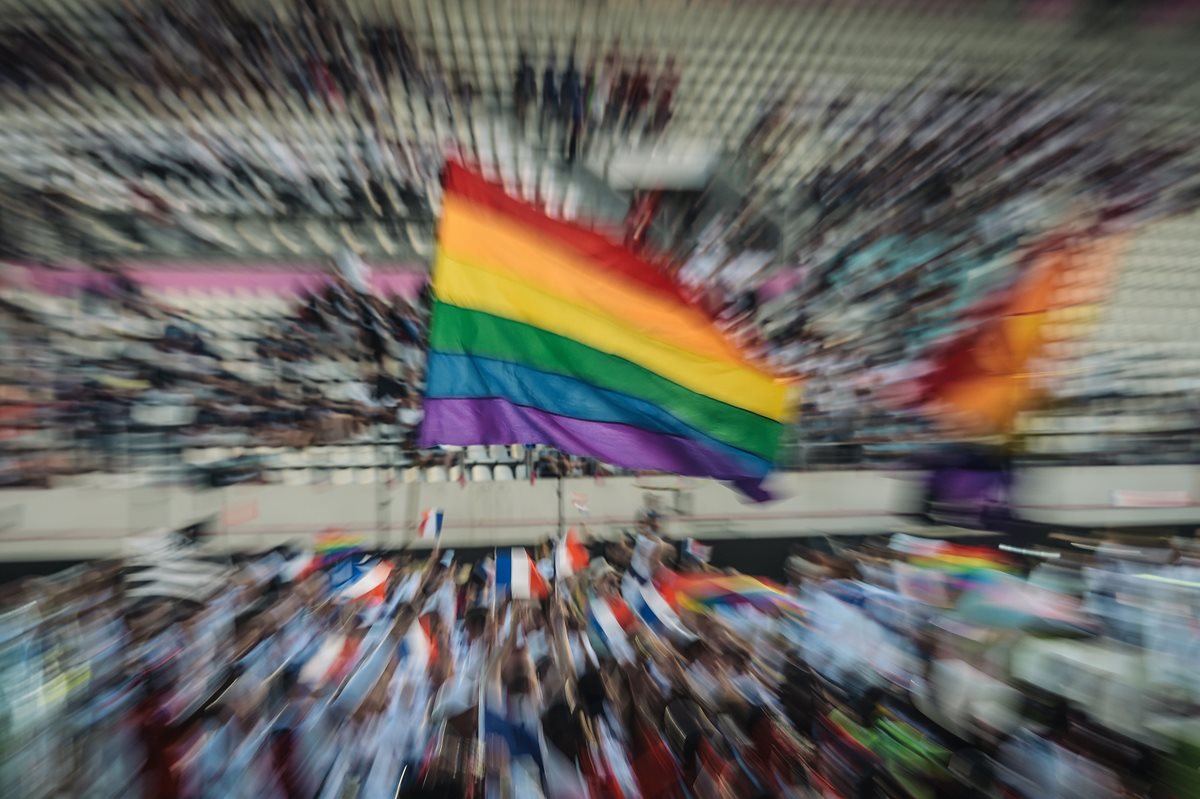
[443,162,692,313]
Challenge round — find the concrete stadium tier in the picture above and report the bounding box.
[1,465,1198,561]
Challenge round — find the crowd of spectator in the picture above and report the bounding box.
[0,1,694,263]
[514,46,680,163]
[0,1,1198,477]
[4,516,1200,797]
[0,260,627,488]
[0,263,429,487]
[674,71,1200,460]
[0,0,450,262]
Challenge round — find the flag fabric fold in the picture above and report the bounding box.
[420,163,791,498]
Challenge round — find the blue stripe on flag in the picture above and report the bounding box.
[494,548,512,588]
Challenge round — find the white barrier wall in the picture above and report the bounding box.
[1,465,1197,560]
[1011,464,1200,527]
[0,471,921,559]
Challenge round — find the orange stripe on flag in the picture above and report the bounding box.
[439,195,760,372]
[923,233,1126,433]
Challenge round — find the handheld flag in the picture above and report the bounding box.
[282,550,313,582]
[587,594,635,664]
[673,573,806,617]
[627,582,694,642]
[418,507,444,540]
[328,557,363,591]
[494,547,549,600]
[296,529,364,580]
[298,635,343,687]
[419,163,791,500]
[337,561,392,605]
[399,618,435,677]
[298,634,360,688]
[555,527,590,579]
[684,538,712,564]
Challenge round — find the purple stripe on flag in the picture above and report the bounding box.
[419,397,769,482]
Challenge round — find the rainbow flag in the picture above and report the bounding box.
[293,529,365,580]
[314,529,364,555]
[672,573,804,617]
[420,164,790,498]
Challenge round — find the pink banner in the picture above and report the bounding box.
[756,267,806,302]
[7,262,426,299]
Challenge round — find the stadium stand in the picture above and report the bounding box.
[5,3,1200,799]
[0,0,1198,485]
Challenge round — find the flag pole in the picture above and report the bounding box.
[557,471,565,540]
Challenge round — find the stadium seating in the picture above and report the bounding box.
[1,1,1199,485]
[0,0,1192,261]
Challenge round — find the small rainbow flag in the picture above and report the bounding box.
[672,573,804,617]
[295,529,364,579]
[419,163,791,498]
[906,542,1016,574]
[904,543,1016,594]
[314,529,364,555]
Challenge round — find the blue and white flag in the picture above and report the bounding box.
[627,582,694,643]
[586,594,634,664]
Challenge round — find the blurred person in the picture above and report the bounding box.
[451,69,476,121]
[624,56,652,134]
[582,59,596,131]
[608,55,631,130]
[591,54,614,130]
[135,666,185,799]
[538,701,592,798]
[561,55,584,162]
[566,83,585,165]
[514,50,537,131]
[540,53,559,140]
[560,55,581,130]
[625,189,660,250]
[648,56,679,135]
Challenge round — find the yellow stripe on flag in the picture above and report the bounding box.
[439,196,760,372]
[434,253,788,421]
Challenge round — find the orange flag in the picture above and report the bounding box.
[922,233,1124,433]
